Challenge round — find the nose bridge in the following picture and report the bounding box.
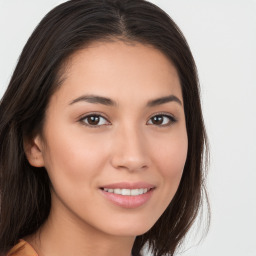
[110,122,148,171]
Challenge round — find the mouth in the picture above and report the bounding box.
[99,182,155,208]
[100,187,153,196]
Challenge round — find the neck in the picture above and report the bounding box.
[25,194,135,256]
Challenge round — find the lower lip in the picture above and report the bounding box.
[100,189,154,209]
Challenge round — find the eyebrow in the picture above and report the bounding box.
[147,95,182,107]
[69,94,182,107]
[69,95,116,106]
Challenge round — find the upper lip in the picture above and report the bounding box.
[100,182,155,190]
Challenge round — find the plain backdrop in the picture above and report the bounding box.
[0,1,255,255]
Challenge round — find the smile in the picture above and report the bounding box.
[102,188,150,196]
[100,182,155,208]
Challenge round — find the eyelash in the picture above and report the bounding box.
[79,112,177,128]
[79,112,110,128]
[147,112,177,127]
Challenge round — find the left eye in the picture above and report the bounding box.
[81,115,110,126]
[147,114,176,126]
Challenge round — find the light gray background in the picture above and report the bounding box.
[0,1,255,255]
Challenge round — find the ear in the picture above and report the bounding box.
[24,135,45,167]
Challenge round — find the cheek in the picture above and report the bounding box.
[41,131,111,216]
[137,130,188,228]
[152,130,188,174]
[150,129,188,195]
[41,128,110,190]
[161,140,187,176]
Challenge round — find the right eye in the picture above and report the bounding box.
[147,113,177,127]
[80,114,110,127]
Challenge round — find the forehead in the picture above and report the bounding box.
[53,40,183,106]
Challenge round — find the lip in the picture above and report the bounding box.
[100,182,155,190]
[99,182,155,209]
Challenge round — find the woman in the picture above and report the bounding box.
[0,0,209,255]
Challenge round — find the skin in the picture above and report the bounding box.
[25,40,188,256]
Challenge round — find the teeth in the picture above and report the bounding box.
[103,188,150,196]
[131,189,139,196]
[122,189,130,196]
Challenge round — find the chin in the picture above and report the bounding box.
[99,215,157,237]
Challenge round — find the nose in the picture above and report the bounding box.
[110,125,149,172]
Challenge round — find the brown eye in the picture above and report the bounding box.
[87,116,100,125]
[81,115,110,127]
[151,116,164,125]
[147,114,176,126]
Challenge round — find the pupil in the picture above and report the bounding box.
[153,116,163,125]
[88,116,99,125]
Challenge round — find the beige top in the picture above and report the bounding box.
[7,240,38,256]
[7,239,134,256]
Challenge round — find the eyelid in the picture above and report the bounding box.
[77,111,177,127]
[147,112,177,126]
[78,112,111,127]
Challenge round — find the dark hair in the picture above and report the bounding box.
[0,0,209,255]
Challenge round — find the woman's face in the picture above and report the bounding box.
[31,41,188,237]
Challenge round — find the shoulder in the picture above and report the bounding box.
[7,240,38,256]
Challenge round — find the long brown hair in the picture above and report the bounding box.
[0,0,209,255]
